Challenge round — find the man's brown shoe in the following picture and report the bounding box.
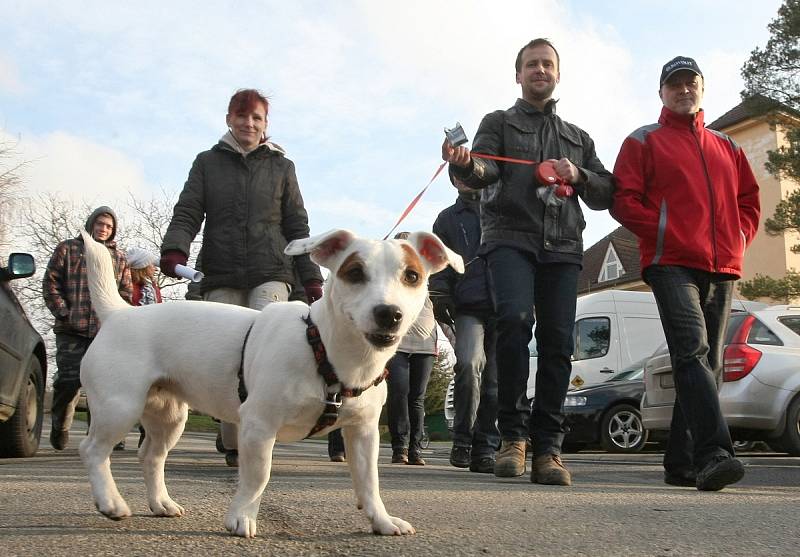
[531,453,572,486]
[494,440,527,477]
[391,448,409,464]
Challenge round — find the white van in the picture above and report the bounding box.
[445,289,664,429]
[525,290,664,400]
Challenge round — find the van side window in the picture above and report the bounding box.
[573,317,610,360]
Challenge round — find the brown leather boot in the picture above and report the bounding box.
[494,440,527,477]
[391,448,409,464]
[531,453,572,486]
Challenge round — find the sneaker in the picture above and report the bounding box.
[494,440,527,477]
[408,452,425,466]
[391,448,408,464]
[225,450,239,467]
[469,456,495,474]
[696,455,744,491]
[664,469,697,487]
[531,453,572,486]
[329,452,346,463]
[449,446,471,468]
[50,428,69,451]
[113,441,126,451]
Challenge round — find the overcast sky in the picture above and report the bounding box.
[0,0,783,253]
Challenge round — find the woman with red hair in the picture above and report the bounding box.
[160,88,323,467]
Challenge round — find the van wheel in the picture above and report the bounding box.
[600,404,648,453]
[778,396,800,456]
[0,359,44,458]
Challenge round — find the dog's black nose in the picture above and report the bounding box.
[373,304,403,330]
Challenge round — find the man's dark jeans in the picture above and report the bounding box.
[644,265,735,473]
[386,351,435,455]
[451,313,500,458]
[486,247,578,456]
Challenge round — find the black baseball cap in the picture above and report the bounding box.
[660,56,703,86]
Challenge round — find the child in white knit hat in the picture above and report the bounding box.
[126,247,162,306]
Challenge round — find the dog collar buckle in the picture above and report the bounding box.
[324,391,343,408]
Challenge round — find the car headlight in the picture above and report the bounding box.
[563,395,588,407]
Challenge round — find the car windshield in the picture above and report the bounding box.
[609,368,644,381]
[607,355,650,382]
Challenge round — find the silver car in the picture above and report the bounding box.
[642,306,800,455]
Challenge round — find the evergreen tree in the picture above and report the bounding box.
[741,0,799,181]
[738,0,800,300]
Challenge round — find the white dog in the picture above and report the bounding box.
[78,228,462,538]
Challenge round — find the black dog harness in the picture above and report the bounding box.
[236,314,388,438]
[238,321,255,403]
[303,314,388,438]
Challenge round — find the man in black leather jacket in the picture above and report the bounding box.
[442,38,614,485]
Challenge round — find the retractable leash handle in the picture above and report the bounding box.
[536,160,574,198]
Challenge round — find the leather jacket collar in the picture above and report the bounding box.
[515,97,559,116]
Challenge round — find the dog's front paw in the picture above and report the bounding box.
[150,497,185,517]
[95,497,132,521]
[224,511,258,538]
[371,514,416,536]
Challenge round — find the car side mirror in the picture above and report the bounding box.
[1,253,36,281]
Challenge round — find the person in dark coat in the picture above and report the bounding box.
[160,88,323,467]
[430,168,499,473]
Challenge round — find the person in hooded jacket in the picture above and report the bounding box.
[430,168,500,474]
[43,206,132,451]
[160,88,323,467]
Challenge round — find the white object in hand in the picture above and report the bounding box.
[174,264,204,282]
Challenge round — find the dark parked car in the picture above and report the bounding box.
[0,253,47,457]
[559,354,666,454]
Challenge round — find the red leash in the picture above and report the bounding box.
[383,152,572,239]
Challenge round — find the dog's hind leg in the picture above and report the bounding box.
[138,397,188,517]
[343,423,415,535]
[79,406,139,520]
[224,414,277,538]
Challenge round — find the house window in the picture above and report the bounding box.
[598,244,625,283]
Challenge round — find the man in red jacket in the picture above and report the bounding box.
[612,56,760,491]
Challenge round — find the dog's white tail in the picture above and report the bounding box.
[79,229,130,322]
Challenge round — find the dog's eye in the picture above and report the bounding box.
[344,266,366,283]
[403,269,420,285]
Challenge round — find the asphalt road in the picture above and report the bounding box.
[1,423,798,557]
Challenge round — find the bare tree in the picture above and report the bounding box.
[0,138,28,253]
[11,189,198,384]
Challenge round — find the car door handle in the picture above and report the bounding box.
[599,368,615,373]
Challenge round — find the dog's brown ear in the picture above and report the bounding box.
[405,232,464,275]
[285,229,357,269]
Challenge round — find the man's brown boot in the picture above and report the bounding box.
[531,453,572,486]
[494,440,527,477]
